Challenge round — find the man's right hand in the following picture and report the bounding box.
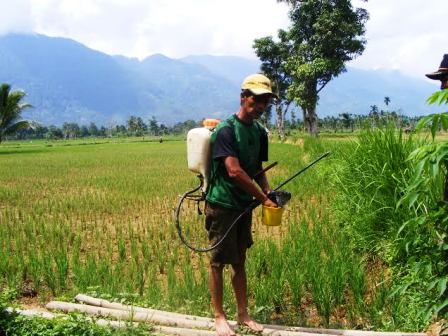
[262,197,278,208]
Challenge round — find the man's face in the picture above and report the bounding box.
[441,74,448,90]
[241,93,272,120]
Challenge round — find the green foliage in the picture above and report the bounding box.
[253,34,293,139]
[288,0,368,134]
[0,287,152,335]
[0,83,32,143]
[395,90,448,320]
[0,312,153,335]
[331,121,447,328]
[255,0,368,135]
[414,90,448,141]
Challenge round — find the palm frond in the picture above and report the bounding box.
[4,120,30,135]
[0,83,33,142]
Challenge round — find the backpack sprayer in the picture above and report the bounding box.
[175,119,330,252]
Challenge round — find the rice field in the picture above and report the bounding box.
[0,136,413,330]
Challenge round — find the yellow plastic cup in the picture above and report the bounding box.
[262,205,284,226]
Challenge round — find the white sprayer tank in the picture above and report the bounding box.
[187,119,220,193]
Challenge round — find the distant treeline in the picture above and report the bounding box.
[12,117,201,140]
[10,111,427,141]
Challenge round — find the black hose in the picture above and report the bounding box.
[175,152,330,252]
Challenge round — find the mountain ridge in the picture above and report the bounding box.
[0,33,440,126]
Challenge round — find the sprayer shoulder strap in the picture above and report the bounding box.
[207,118,235,192]
[207,117,264,192]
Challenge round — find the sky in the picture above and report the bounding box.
[1,0,447,81]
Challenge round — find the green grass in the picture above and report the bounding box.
[0,136,424,331]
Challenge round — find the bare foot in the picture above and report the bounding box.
[215,316,236,336]
[237,317,264,333]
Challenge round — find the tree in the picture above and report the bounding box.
[127,116,138,133]
[149,116,160,136]
[45,125,63,140]
[0,83,32,143]
[62,122,80,139]
[369,104,379,125]
[127,115,146,135]
[339,112,354,132]
[88,122,99,136]
[115,124,127,136]
[28,122,47,139]
[274,0,368,136]
[384,96,391,107]
[79,125,88,137]
[253,33,293,140]
[290,110,298,129]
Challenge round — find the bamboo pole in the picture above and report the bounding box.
[47,301,216,330]
[12,303,427,336]
[6,307,214,335]
[264,324,426,336]
[73,294,425,336]
[75,294,213,323]
[46,301,338,336]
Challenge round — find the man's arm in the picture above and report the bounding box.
[254,171,271,195]
[224,156,277,207]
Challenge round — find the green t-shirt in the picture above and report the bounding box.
[206,115,268,210]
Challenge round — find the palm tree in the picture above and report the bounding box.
[339,112,354,132]
[0,83,32,143]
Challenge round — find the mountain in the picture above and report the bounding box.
[184,54,440,117]
[0,33,441,126]
[181,55,260,86]
[319,67,439,117]
[0,34,142,125]
[0,34,240,125]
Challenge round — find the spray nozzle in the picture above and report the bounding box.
[267,190,291,207]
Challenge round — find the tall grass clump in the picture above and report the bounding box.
[333,124,418,256]
[330,122,448,330]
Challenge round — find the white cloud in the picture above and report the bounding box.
[5,0,289,60]
[1,0,447,79]
[349,0,448,79]
[0,0,33,34]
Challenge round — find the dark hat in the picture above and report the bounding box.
[426,54,448,80]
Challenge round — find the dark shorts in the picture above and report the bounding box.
[205,202,253,267]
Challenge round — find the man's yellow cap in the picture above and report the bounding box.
[241,74,276,97]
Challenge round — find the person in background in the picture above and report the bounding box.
[205,74,278,336]
[425,54,448,200]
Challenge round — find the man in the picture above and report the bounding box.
[425,54,448,90]
[426,54,448,201]
[205,74,278,336]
